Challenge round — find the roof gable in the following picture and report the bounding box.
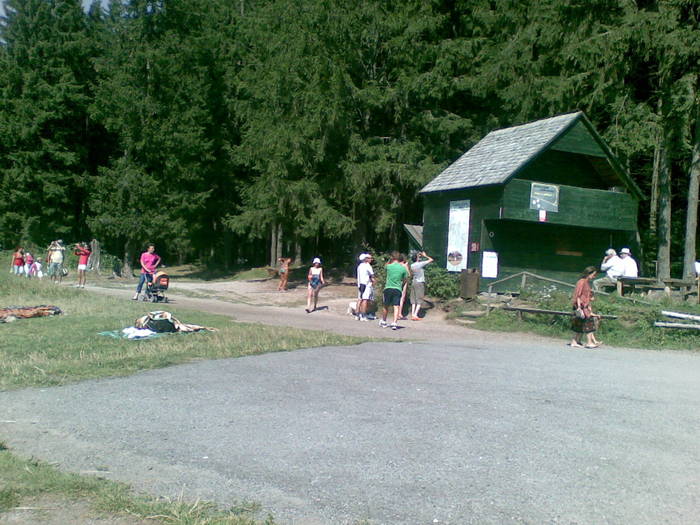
[420,112,642,199]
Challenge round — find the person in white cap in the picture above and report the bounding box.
[305,257,325,313]
[593,248,624,291]
[619,247,638,278]
[356,253,375,321]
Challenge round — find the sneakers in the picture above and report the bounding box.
[379,320,387,328]
[131,294,139,300]
[390,323,398,330]
[366,313,376,320]
[359,315,368,322]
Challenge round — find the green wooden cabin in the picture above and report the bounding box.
[418,112,642,287]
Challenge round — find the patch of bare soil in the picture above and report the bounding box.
[0,496,151,525]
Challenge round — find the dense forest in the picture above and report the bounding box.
[0,0,698,277]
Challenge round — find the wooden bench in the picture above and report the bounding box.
[503,306,617,321]
[617,277,698,299]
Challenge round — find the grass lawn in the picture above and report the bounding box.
[0,260,364,524]
[0,444,270,524]
[0,268,364,391]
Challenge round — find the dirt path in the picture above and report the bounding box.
[84,276,547,345]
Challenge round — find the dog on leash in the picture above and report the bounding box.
[347,300,376,320]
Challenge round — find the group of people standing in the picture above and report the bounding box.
[10,240,91,286]
[355,251,434,330]
[279,250,434,329]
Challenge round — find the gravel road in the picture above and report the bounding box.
[2,337,699,524]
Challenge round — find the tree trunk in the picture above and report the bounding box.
[223,229,232,270]
[89,238,101,273]
[123,242,133,278]
[294,239,302,265]
[269,222,277,267]
[683,96,700,281]
[650,106,662,232]
[275,223,283,262]
[657,126,672,279]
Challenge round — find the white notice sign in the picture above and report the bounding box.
[446,200,470,272]
[482,251,498,278]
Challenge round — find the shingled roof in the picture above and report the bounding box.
[420,112,641,197]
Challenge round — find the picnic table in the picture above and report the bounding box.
[616,276,699,301]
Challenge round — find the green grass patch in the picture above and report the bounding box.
[0,265,364,390]
[0,448,272,523]
[469,287,700,351]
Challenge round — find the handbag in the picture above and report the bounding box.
[575,307,586,319]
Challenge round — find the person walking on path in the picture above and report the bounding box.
[410,251,433,320]
[46,240,66,284]
[570,266,602,349]
[74,242,91,288]
[305,257,325,313]
[380,252,409,330]
[11,247,24,275]
[356,253,375,321]
[277,257,292,291]
[132,244,161,300]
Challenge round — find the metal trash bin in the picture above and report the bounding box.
[460,268,480,300]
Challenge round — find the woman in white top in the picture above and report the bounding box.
[306,257,325,313]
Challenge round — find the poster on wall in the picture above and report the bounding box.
[446,200,470,272]
[481,251,498,278]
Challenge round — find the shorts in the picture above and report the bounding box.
[13,265,23,275]
[48,262,62,276]
[358,284,374,301]
[78,264,87,271]
[383,288,402,306]
[410,281,425,305]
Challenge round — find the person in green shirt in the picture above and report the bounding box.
[380,251,409,330]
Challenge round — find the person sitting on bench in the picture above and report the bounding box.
[593,249,624,292]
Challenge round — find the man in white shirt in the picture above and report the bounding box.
[410,251,433,320]
[619,247,638,278]
[593,248,624,291]
[356,253,375,321]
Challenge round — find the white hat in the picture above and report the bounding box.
[358,253,370,261]
[605,249,616,256]
[312,257,321,264]
[620,247,631,255]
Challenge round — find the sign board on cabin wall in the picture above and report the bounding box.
[481,251,498,278]
[530,182,559,212]
[446,200,470,272]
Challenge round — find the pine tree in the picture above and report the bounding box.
[88,0,235,268]
[0,0,98,247]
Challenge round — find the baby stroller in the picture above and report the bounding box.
[144,270,170,303]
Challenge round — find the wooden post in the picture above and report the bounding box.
[521,273,527,289]
[487,284,493,316]
[616,280,623,296]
